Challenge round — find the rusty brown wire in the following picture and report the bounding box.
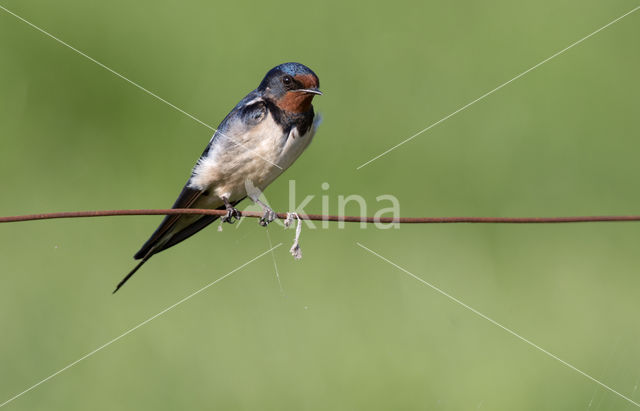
[1,209,640,224]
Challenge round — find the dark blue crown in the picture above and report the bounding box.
[259,62,318,90]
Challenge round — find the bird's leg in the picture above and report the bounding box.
[221,196,240,224]
[255,198,276,227]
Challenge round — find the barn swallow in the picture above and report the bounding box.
[113,62,322,293]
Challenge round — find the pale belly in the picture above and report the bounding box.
[189,113,316,203]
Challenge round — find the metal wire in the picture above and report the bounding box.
[2,209,640,224]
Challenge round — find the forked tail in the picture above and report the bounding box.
[113,255,151,294]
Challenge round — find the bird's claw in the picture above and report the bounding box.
[222,207,241,224]
[259,209,276,227]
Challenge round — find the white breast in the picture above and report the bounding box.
[189,113,318,202]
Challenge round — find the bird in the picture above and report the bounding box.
[113,62,322,293]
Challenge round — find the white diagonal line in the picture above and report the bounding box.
[0,4,283,170]
[0,243,282,409]
[356,5,640,170]
[356,242,640,409]
[266,227,285,295]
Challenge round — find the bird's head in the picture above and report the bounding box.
[259,62,322,113]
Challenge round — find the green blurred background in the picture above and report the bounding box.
[1,1,639,409]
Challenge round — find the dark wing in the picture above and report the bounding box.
[133,184,206,260]
[142,95,267,256]
[114,89,265,293]
[153,196,245,254]
[114,186,209,293]
[132,94,265,260]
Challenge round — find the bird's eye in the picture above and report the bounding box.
[282,75,293,86]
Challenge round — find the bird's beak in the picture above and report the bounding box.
[296,88,323,96]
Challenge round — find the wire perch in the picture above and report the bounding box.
[2,209,640,224]
[2,209,639,260]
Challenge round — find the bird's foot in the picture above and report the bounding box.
[222,207,240,224]
[221,197,240,224]
[259,208,276,227]
[222,207,241,224]
[256,199,276,227]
